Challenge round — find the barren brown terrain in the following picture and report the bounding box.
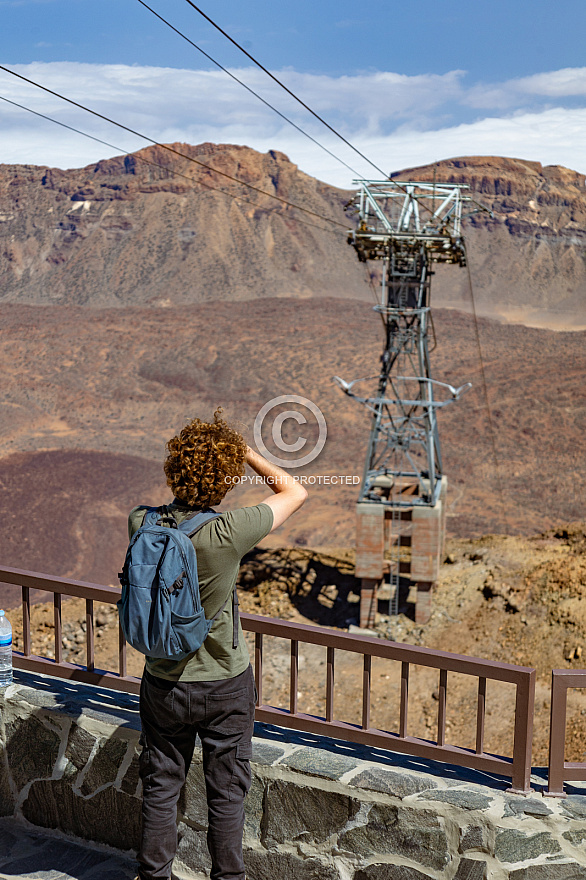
[1,145,585,326]
[0,300,583,593]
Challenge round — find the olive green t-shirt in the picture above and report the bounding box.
[127,501,273,682]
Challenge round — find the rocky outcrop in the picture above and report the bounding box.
[394,157,586,327]
[0,143,364,308]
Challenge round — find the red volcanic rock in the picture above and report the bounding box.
[393,156,586,328]
[0,145,585,326]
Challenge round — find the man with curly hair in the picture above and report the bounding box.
[129,409,307,880]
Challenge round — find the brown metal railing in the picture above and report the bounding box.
[545,669,586,797]
[2,564,535,793]
[3,565,138,693]
[246,614,535,793]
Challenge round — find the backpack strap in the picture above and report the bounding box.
[179,510,239,649]
[141,506,163,528]
[232,583,239,650]
[180,509,221,537]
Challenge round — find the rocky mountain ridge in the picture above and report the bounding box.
[402,156,586,327]
[0,145,585,326]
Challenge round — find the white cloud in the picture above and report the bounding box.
[516,67,586,98]
[0,62,585,187]
[466,67,586,110]
[358,108,586,180]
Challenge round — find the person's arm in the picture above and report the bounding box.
[245,445,307,532]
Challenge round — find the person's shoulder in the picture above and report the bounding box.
[218,503,273,531]
[128,505,150,539]
[128,504,149,523]
[208,503,274,556]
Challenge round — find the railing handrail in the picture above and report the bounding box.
[2,564,536,794]
[0,564,120,604]
[240,612,533,683]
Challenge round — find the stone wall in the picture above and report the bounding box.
[2,671,586,880]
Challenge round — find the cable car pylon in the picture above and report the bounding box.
[337,176,487,631]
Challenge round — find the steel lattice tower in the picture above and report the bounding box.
[336,179,476,628]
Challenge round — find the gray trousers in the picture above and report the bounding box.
[137,665,255,880]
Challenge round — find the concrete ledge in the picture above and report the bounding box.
[2,671,586,880]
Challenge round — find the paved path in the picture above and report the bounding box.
[0,818,137,880]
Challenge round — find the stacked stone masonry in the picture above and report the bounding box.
[2,672,586,880]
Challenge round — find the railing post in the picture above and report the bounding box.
[326,647,335,722]
[437,668,447,746]
[545,670,569,798]
[508,669,535,795]
[22,586,31,657]
[290,640,298,716]
[399,662,409,738]
[86,599,94,672]
[362,654,371,730]
[475,677,486,755]
[254,633,263,707]
[54,593,62,664]
[118,621,127,678]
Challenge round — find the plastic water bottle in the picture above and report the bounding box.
[0,610,13,688]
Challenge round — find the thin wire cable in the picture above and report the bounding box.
[181,0,390,180]
[136,0,363,180]
[0,64,349,231]
[0,94,345,237]
[0,94,256,205]
[363,263,388,331]
[463,244,511,532]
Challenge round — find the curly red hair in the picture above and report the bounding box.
[164,408,246,508]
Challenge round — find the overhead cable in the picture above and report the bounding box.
[136,0,364,180]
[0,64,348,231]
[0,94,345,236]
[181,0,390,179]
[463,244,511,532]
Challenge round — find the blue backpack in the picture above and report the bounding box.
[117,505,238,660]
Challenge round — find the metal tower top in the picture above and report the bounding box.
[347,178,475,266]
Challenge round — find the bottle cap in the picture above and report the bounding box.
[0,610,4,616]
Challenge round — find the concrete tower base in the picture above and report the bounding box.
[355,477,447,630]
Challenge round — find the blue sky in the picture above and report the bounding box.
[1,0,586,185]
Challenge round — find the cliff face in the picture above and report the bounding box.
[0,142,366,307]
[1,146,585,325]
[395,156,586,328]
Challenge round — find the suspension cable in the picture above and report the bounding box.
[463,244,511,532]
[136,0,363,180]
[0,64,349,231]
[181,0,390,180]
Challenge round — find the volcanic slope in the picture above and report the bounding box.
[0,299,583,589]
[0,143,364,307]
[0,145,585,325]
